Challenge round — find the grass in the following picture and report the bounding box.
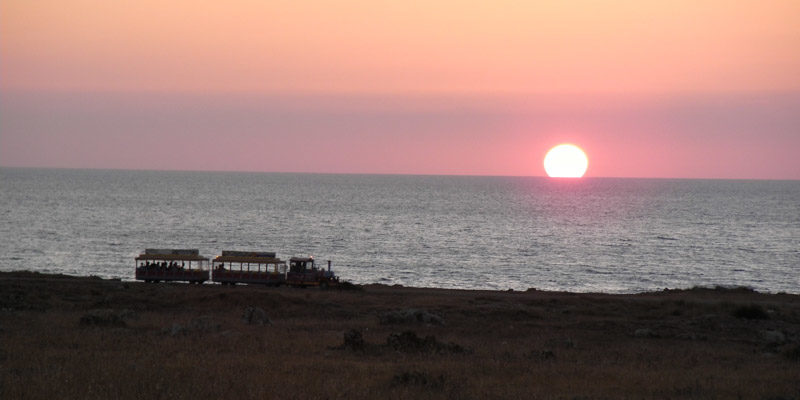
[1,271,799,399]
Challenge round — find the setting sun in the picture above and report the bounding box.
[544,144,588,178]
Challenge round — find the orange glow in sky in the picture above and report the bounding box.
[3,0,799,94]
[1,1,799,179]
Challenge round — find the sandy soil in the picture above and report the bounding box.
[1,271,799,399]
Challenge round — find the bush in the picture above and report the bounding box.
[336,281,364,291]
[79,309,134,327]
[386,331,466,354]
[732,304,770,320]
[379,309,444,325]
[784,345,800,362]
[391,371,445,389]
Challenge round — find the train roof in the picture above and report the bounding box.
[213,255,285,264]
[214,250,284,264]
[136,249,208,261]
[221,250,276,258]
[136,254,209,261]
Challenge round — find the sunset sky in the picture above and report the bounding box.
[2,0,799,179]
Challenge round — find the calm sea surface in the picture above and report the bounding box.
[0,168,797,293]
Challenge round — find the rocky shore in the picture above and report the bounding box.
[1,271,799,399]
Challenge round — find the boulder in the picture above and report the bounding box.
[763,330,786,345]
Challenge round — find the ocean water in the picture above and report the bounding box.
[0,168,798,293]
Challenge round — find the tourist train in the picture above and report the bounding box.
[134,249,339,287]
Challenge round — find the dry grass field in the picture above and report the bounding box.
[1,271,799,399]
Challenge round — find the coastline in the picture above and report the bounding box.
[2,270,799,398]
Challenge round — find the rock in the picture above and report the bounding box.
[763,330,786,345]
[379,309,445,326]
[167,323,185,336]
[242,306,272,326]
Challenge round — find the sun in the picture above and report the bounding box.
[543,144,588,178]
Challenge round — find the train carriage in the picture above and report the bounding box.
[135,249,209,283]
[212,250,287,286]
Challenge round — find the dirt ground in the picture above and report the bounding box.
[1,271,799,399]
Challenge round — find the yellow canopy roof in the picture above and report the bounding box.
[136,254,209,261]
[213,256,285,264]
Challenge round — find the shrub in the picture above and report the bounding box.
[386,331,466,354]
[784,345,800,362]
[732,304,770,320]
[336,281,364,291]
[79,309,134,327]
[391,370,445,389]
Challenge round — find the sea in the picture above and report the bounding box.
[0,167,798,293]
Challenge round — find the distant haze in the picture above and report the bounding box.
[2,1,799,179]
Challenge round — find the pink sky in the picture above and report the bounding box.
[2,1,799,179]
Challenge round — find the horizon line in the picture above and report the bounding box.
[1,165,797,182]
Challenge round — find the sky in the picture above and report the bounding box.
[1,0,799,179]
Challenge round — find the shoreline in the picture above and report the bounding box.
[4,269,796,296]
[2,270,799,398]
